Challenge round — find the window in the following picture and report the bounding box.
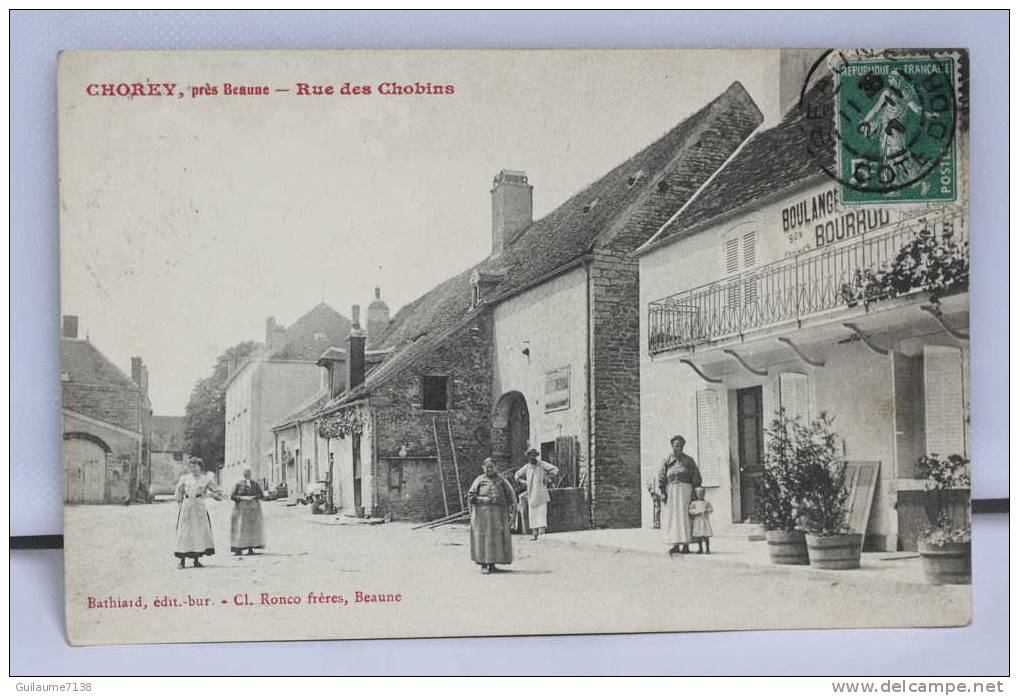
[421,375,449,411]
[545,367,571,412]
[172,452,184,461]
[722,226,759,308]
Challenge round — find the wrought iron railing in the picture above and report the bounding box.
[648,208,967,355]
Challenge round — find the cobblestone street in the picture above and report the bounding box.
[65,499,970,645]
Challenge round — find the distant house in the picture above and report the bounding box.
[61,315,152,504]
[149,415,188,496]
[222,302,351,491]
[271,301,390,501]
[314,82,763,525]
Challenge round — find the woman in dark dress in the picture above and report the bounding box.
[230,465,266,556]
[467,458,517,574]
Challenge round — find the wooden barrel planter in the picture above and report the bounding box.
[805,533,863,570]
[918,540,971,585]
[765,530,809,565]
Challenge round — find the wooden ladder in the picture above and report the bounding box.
[432,417,465,516]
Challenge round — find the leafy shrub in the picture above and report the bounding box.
[790,414,849,537]
[841,221,969,307]
[917,453,971,546]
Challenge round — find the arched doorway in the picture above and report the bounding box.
[492,391,530,470]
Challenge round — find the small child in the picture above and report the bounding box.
[688,487,713,554]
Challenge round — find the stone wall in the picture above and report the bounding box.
[367,312,495,521]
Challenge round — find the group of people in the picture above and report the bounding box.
[173,457,266,568]
[172,437,713,572]
[650,435,713,555]
[466,448,559,574]
[468,435,714,574]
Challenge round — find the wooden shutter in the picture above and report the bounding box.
[779,372,810,423]
[695,389,721,487]
[724,237,740,308]
[743,231,758,304]
[923,345,965,456]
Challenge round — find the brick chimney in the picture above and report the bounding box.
[367,287,390,345]
[131,357,145,390]
[61,315,79,339]
[346,305,366,391]
[491,170,532,257]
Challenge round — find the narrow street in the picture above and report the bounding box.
[65,500,970,645]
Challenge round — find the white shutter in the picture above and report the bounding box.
[743,231,759,304]
[724,237,740,274]
[695,389,721,487]
[743,230,757,268]
[924,345,965,456]
[779,372,810,423]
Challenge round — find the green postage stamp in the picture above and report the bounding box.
[834,53,958,204]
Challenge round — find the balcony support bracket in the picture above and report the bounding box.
[723,349,769,377]
[778,337,826,368]
[920,304,969,341]
[680,359,723,384]
[842,323,888,356]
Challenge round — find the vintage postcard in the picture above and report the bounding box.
[59,49,972,646]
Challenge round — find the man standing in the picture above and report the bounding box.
[515,448,560,541]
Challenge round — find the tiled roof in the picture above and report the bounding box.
[273,390,330,430]
[151,415,186,452]
[268,302,352,361]
[323,82,762,407]
[647,80,833,247]
[321,267,478,412]
[61,338,136,388]
[477,82,762,300]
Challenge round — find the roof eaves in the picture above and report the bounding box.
[635,122,763,258]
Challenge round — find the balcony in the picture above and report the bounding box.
[648,208,968,356]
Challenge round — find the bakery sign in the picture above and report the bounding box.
[780,186,891,251]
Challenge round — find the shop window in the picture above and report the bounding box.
[422,375,449,411]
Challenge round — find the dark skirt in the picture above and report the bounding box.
[230,499,266,551]
[470,504,513,565]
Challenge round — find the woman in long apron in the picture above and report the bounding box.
[656,435,703,556]
[174,456,225,568]
[230,465,266,555]
[467,458,517,574]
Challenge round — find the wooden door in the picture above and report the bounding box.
[508,396,530,469]
[64,438,107,503]
[736,386,764,522]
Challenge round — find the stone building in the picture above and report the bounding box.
[637,76,970,551]
[61,315,152,504]
[148,415,188,496]
[315,82,764,525]
[222,302,350,491]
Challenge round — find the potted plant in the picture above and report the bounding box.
[916,453,971,585]
[795,414,862,570]
[756,410,810,565]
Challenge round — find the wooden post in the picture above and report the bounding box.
[446,417,464,511]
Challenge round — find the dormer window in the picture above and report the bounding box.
[469,267,507,311]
